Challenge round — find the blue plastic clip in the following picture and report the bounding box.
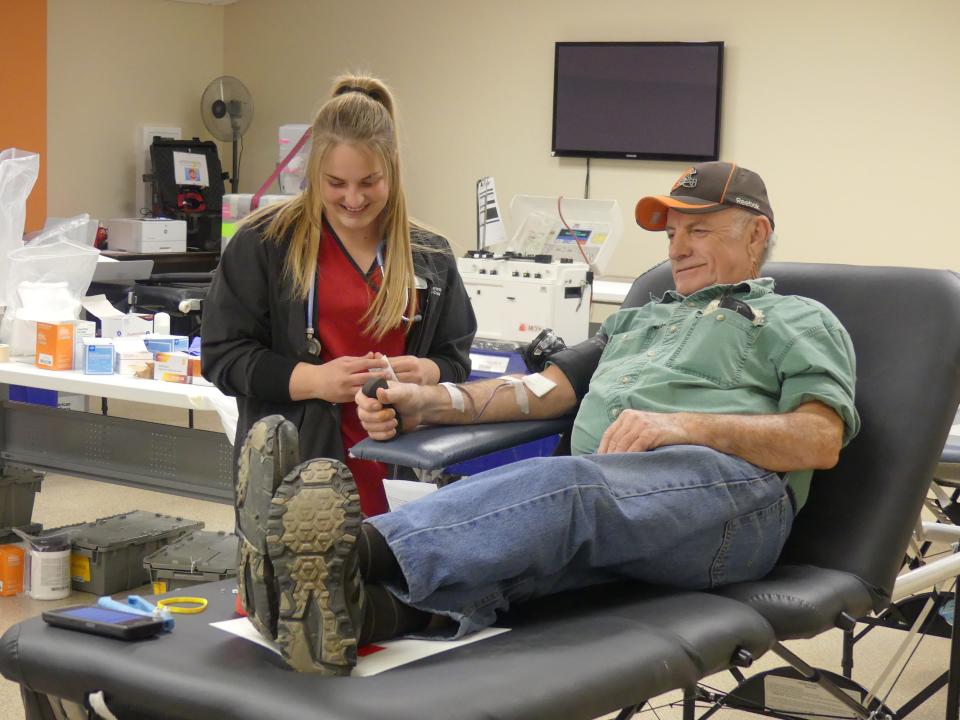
[97,595,175,632]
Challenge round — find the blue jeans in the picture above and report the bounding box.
[367,445,793,637]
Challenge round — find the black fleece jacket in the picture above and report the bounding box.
[201,222,476,465]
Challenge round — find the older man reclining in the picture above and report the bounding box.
[234,161,860,675]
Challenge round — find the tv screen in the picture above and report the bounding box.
[552,41,723,161]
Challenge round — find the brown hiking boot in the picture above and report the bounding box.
[266,458,365,674]
[235,415,300,640]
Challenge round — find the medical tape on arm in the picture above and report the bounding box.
[497,376,530,415]
[522,372,557,398]
[440,382,465,412]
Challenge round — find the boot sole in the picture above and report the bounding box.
[267,458,363,674]
[236,415,300,639]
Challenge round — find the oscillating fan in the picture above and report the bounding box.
[200,76,254,193]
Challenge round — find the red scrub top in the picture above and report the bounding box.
[316,223,406,517]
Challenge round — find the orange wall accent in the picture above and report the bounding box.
[0,0,46,231]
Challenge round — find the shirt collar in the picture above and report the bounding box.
[657,277,776,305]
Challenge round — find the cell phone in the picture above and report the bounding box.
[42,604,165,640]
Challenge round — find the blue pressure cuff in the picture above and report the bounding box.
[545,333,607,402]
[250,351,300,403]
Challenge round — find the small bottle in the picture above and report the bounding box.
[153,312,171,335]
[0,544,25,596]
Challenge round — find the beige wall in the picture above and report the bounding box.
[221,0,959,274]
[48,0,959,273]
[47,0,224,221]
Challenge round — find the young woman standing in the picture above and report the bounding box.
[202,74,475,517]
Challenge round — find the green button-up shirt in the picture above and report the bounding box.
[569,278,859,508]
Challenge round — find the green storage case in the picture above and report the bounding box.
[143,529,237,594]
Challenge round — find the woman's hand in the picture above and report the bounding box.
[289,353,382,403]
[375,353,440,385]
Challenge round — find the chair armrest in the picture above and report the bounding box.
[350,417,574,471]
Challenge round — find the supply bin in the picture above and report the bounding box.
[143,530,237,594]
[0,463,43,539]
[45,510,204,595]
[0,522,41,545]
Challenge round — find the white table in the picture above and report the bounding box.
[0,361,226,411]
[0,361,234,502]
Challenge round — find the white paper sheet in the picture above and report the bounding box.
[81,294,126,320]
[172,151,210,187]
[210,617,509,676]
[111,336,148,353]
[383,479,438,510]
[476,177,506,249]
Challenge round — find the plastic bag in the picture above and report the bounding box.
[2,215,100,354]
[0,149,41,312]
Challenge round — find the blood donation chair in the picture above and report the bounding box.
[1,262,958,720]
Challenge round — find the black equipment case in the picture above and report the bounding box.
[148,138,225,252]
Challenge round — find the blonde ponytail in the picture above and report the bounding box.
[242,73,416,340]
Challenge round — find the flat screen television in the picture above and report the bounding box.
[552,41,723,161]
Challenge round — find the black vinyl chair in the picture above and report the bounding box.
[1,262,958,720]
[352,261,960,719]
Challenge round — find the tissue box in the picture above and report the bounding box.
[82,338,114,375]
[35,322,74,371]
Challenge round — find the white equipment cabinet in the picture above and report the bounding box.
[457,256,591,345]
[458,194,621,346]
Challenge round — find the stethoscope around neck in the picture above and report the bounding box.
[305,245,422,357]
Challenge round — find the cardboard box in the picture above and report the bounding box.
[154,351,190,373]
[143,335,189,354]
[82,295,153,338]
[9,386,84,411]
[187,357,213,386]
[153,351,191,384]
[57,393,88,412]
[115,352,153,377]
[72,320,97,370]
[35,322,74,370]
[100,314,153,339]
[82,338,115,375]
[113,337,152,376]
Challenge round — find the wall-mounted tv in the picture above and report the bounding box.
[552,41,723,162]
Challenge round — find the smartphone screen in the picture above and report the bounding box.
[43,604,164,640]
[56,606,151,624]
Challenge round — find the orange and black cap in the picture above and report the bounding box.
[635,161,775,231]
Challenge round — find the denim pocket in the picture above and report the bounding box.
[709,494,790,587]
[667,311,759,387]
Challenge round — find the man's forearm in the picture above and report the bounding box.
[421,365,577,426]
[680,402,843,471]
